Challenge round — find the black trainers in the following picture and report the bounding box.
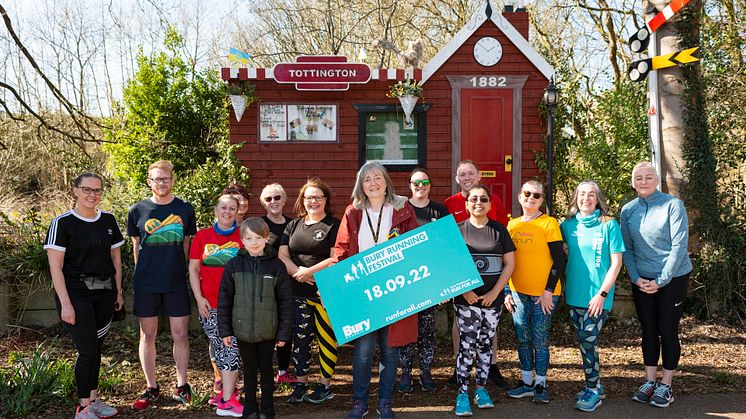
[171,383,192,405]
[488,365,509,390]
[305,383,334,404]
[632,380,657,403]
[649,383,674,408]
[132,386,160,411]
[287,382,308,403]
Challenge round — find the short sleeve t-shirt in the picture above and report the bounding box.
[189,226,242,307]
[127,197,197,293]
[280,215,339,300]
[560,216,625,310]
[262,215,290,251]
[455,219,516,307]
[44,210,125,291]
[507,214,563,296]
[411,200,448,226]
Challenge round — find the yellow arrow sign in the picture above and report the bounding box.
[651,47,699,70]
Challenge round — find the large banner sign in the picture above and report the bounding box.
[315,216,483,345]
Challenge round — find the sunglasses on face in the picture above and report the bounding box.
[468,196,490,203]
[410,179,431,187]
[263,194,283,203]
[522,191,542,199]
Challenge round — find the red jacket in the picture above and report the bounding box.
[332,195,419,347]
[444,192,509,225]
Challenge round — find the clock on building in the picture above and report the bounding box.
[473,37,503,67]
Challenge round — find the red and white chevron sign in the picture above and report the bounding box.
[628,0,692,53]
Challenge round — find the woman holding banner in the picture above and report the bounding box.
[505,180,564,403]
[333,161,418,419]
[561,180,624,412]
[279,178,340,405]
[397,167,447,394]
[453,185,516,417]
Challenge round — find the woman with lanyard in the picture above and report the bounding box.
[188,194,244,417]
[505,180,564,403]
[279,178,340,405]
[259,183,296,385]
[332,161,419,419]
[560,180,625,412]
[44,173,124,419]
[453,185,516,417]
[621,162,692,408]
[398,167,447,394]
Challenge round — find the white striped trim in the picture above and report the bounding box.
[111,240,125,249]
[42,244,66,252]
[387,69,397,79]
[45,211,72,247]
[248,68,257,78]
[97,321,111,339]
[230,68,239,78]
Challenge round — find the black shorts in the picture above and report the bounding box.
[133,288,191,318]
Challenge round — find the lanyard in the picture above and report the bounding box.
[365,206,384,244]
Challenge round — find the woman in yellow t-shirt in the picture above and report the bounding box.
[504,180,565,403]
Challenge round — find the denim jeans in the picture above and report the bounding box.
[510,291,558,377]
[352,327,399,402]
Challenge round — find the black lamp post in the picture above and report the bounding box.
[543,77,558,216]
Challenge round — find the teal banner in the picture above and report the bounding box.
[315,215,483,345]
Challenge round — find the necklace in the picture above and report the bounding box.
[521,211,542,222]
[365,206,384,243]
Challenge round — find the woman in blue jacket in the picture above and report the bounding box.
[621,162,692,408]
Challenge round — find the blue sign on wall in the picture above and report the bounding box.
[315,215,483,345]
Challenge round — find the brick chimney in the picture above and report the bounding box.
[502,4,529,40]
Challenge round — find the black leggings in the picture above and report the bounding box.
[56,289,116,399]
[238,339,275,416]
[632,273,689,370]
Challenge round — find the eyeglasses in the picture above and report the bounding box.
[304,195,325,202]
[77,186,104,196]
[522,191,542,199]
[410,179,431,187]
[263,194,283,203]
[468,196,490,203]
[148,177,172,184]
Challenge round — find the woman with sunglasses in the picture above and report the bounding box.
[188,194,244,416]
[279,178,340,405]
[223,183,251,223]
[45,173,124,419]
[560,180,625,412]
[454,185,516,417]
[333,161,419,419]
[504,181,564,403]
[621,162,692,408]
[397,168,447,394]
[260,183,296,385]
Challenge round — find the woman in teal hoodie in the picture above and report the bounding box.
[621,162,692,408]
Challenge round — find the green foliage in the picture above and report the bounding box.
[676,3,746,324]
[102,26,250,225]
[0,345,75,416]
[540,72,649,215]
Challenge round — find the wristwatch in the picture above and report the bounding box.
[599,290,608,298]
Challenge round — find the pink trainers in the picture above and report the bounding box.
[209,390,223,406]
[276,371,298,384]
[216,393,243,418]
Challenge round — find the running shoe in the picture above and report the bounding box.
[532,383,549,403]
[398,373,413,393]
[347,399,369,419]
[575,389,602,412]
[454,393,472,417]
[87,399,118,418]
[507,382,534,398]
[487,365,509,390]
[649,383,674,408]
[575,383,606,401]
[420,370,437,392]
[216,393,244,417]
[172,383,192,405]
[276,371,298,384]
[632,380,657,403]
[209,390,224,406]
[74,405,98,419]
[305,383,334,404]
[132,386,160,411]
[287,382,308,403]
[473,388,494,408]
[376,398,395,419]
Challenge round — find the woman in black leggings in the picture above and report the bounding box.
[45,173,124,419]
[620,162,693,408]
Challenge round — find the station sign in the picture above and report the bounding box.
[274,56,371,91]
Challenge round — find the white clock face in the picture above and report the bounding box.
[473,37,503,67]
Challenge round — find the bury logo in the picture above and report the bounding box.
[342,319,370,339]
[313,229,327,241]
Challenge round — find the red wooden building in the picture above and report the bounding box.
[221,2,553,217]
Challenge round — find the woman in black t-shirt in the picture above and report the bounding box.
[44,173,124,419]
[398,168,448,393]
[279,178,340,405]
[453,185,516,416]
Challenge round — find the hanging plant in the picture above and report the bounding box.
[226,81,258,122]
[387,79,422,124]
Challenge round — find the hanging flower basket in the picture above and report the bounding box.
[387,79,423,124]
[227,82,257,122]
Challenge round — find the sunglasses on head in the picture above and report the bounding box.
[410,179,431,187]
[263,194,283,203]
[522,191,542,199]
[468,195,490,203]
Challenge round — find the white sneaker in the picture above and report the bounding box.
[88,399,119,418]
[74,405,98,419]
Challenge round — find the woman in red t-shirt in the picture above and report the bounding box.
[188,194,244,416]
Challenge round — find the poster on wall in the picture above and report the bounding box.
[259,104,337,142]
[364,112,418,165]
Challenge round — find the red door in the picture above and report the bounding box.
[461,88,513,213]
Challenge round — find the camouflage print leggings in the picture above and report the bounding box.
[455,304,500,394]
